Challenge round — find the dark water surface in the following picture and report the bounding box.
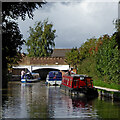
[1,81,120,119]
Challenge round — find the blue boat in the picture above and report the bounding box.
[45,71,62,86]
[21,72,40,83]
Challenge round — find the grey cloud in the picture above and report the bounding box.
[118,1,120,19]
[17,2,118,53]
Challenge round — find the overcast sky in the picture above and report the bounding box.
[17,0,118,53]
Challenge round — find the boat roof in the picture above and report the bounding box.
[71,74,88,77]
[49,71,61,73]
[64,74,91,78]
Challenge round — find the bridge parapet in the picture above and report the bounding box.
[18,56,68,65]
[13,56,69,76]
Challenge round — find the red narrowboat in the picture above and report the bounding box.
[60,74,98,97]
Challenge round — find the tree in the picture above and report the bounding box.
[79,38,98,61]
[113,19,120,32]
[26,19,56,57]
[2,2,45,21]
[95,35,120,84]
[2,2,45,67]
[2,21,24,68]
[65,47,80,69]
[2,2,45,87]
[113,19,120,49]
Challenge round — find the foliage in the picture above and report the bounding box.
[93,79,120,90]
[79,38,98,61]
[78,56,98,80]
[113,32,120,50]
[2,2,45,68]
[2,21,24,68]
[95,35,120,84]
[2,2,45,21]
[66,31,120,88]
[2,2,45,86]
[26,19,56,57]
[65,47,80,69]
[113,19,120,32]
[7,52,24,72]
[113,19,120,49]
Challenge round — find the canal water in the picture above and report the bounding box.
[1,81,120,119]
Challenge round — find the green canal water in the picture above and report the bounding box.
[1,81,120,119]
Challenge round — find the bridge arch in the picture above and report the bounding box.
[13,65,69,80]
[31,65,69,71]
[12,56,70,80]
[33,68,60,80]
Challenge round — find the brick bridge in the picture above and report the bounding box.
[13,49,71,79]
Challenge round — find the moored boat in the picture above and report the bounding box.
[21,78,40,83]
[60,74,98,97]
[21,72,40,83]
[45,71,62,86]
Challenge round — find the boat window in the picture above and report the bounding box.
[74,80,76,86]
[54,72,59,75]
[65,78,67,84]
[70,79,72,86]
[80,76,84,80]
[67,79,69,85]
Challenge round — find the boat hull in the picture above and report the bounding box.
[60,84,98,98]
[21,78,40,83]
[45,71,62,86]
[46,79,62,86]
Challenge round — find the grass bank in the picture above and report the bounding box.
[93,80,120,91]
[78,57,120,91]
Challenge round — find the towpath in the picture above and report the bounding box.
[94,86,120,92]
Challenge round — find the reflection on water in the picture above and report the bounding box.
[2,82,48,118]
[2,81,120,119]
[47,86,98,119]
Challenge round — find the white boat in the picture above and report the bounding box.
[21,78,40,83]
[21,72,40,83]
[45,71,62,86]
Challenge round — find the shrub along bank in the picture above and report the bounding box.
[65,21,120,90]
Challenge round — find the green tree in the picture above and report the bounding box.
[113,19,120,49]
[2,21,24,68]
[65,47,80,70]
[113,19,120,32]
[2,2,45,21]
[2,2,45,68]
[95,35,120,84]
[79,38,98,61]
[26,20,56,57]
[2,2,45,87]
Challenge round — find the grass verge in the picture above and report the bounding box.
[93,80,120,91]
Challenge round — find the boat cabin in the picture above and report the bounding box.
[61,74,93,89]
[46,71,62,85]
[21,72,40,83]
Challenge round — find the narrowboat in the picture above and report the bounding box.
[45,71,62,86]
[21,72,40,83]
[60,74,98,97]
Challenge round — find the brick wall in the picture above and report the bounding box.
[18,56,68,65]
